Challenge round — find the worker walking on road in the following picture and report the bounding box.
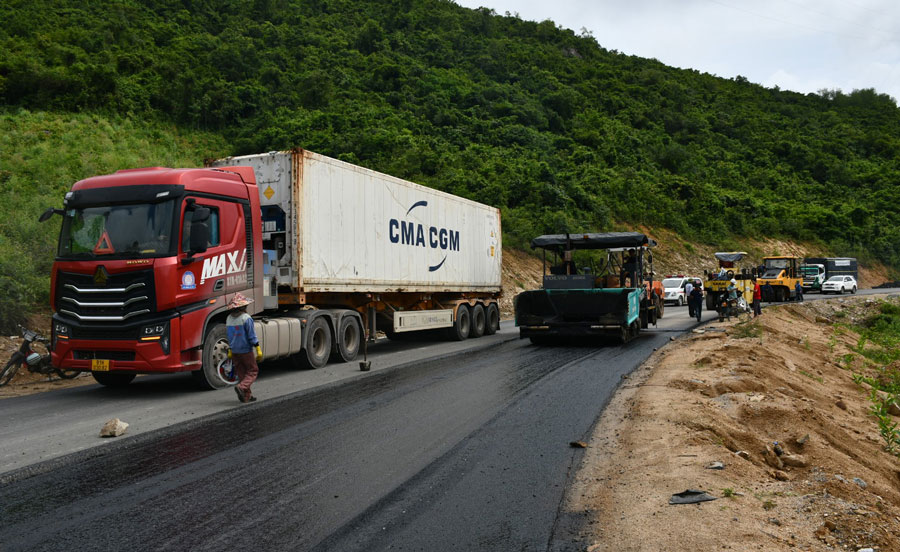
[689,282,703,323]
[685,279,694,317]
[226,292,262,403]
[795,281,804,303]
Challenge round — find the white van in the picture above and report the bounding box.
[662,276,701,306]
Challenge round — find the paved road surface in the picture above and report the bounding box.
[1,289,896,551]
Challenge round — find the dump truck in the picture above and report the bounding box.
[704,252,755,310]
[41,148,502,388]
[514,232,662,344]
[758,256,803,302]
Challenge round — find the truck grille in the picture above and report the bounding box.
[56,269,156,324]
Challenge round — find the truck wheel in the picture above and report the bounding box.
[447,305,470,341]
[300,317,332,369]
[484,304,500,335]
[192,323,234,390]
[331,315,361,363]
[469,304,485,338]
[92,372,136,387]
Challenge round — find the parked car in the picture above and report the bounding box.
[662,276,701,306]
[821,275,858,294]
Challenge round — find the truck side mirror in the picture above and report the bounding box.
[189,220,209,254]
[38,207,64,222]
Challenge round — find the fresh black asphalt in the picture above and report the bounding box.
[1,289,895,551]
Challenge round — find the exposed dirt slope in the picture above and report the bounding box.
[569,296,900,552]
[499,247,544,317]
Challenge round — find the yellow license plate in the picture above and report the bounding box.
[92,359,111,372]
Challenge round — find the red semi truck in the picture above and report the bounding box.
[43,149,502,389]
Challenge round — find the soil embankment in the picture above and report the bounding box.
[569,295,900,552]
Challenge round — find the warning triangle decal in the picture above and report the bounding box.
[93,230,115,254]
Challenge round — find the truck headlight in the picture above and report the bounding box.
[52,322,70,349]
[140,323,170,354]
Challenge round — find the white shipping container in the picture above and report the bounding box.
[211,149,502,294]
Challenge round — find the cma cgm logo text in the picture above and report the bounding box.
[389,201,459,272]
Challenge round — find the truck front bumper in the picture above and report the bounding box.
[50,315,198,374]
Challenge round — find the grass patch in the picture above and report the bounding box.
[850,298,900,457]
[0,109,230,333]
[799,370,824,383]
[731,320,762,339]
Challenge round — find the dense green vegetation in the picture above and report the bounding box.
[0,111,228,330]
[852,300,900,455]
[2,0,900,329]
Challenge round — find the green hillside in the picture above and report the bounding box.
[2,0,899,329]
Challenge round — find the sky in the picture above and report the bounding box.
[453,0,900,103]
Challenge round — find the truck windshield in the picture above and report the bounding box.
[765,259,791,269]
[58,200,176,259]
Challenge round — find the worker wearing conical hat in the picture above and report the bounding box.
[226,292,261,403]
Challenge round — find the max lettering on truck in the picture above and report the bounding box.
[200,248,247,284]
[388,201,460,272]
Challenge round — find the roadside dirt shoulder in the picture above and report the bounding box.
[569,295,900,552]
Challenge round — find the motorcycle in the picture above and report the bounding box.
[1,325,80,386]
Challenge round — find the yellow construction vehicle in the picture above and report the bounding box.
[704,252,755,310]
[758,256,803,302]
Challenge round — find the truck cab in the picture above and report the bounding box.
[47,166,264,387]
[800,264,826,292]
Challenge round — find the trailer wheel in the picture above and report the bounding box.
[484,304,500,335]
[193,323,234,390]
[331,315,361,363]
[447,305,470,341]
[300,317,332,369]
[92,372,136,387]
[469,304,486,338]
